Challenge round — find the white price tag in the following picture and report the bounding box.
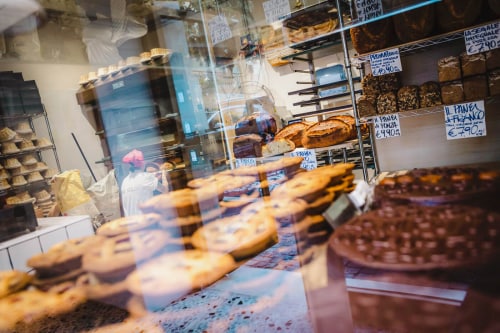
[354,0,383,21]
[263,0,291,24]
[464,22,500,55]
[374,114,401,139]
[208,15,232,45]
[235,158,257,168]
[444,101,486,140]
[369,48,402,76]
[288,149,317,170]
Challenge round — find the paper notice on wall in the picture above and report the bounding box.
[464,22,500,55]
[288,148,317,170]
[374,114,401,139]
[444,100,486,140]
[208,15,232,45]
[369,48,402,76]
[263,0,291,24]
[354,0,383,22]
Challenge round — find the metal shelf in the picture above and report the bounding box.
[293,89,362,107]
[288,77,361,96]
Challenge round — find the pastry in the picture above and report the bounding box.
[361,73,380,96]
[0,270,32,299]
[378,73,400,93]
[96,213,163,237]
[350,18,395,54]
[274,121,313,148]
[241,196,308,225]
[233,134,264,158]
[357,95,377,118]
[327,114,357,139]
[191,212,278,260]
[271,173,331,203]
[262,138,295,157]
[126,250,236,311]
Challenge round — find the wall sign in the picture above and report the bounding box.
[208,15,232,45]
[288,149,317,170]
[464,22,500,55]
[263,0,291,24]
[444,100,486,140]
[374,114,401,139]
[369,48,402,76]
[354,0,383,22]
[235,158,257,168]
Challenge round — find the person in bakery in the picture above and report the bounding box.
[120,149,166,216]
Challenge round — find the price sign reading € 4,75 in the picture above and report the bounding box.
[369,48,402,76]
[444,100,487,140]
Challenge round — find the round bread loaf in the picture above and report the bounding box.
[350,18,395,55]
[436,0,483,32]
[301,119,352,148]
[392,2,436,43]
[274,121,313,148]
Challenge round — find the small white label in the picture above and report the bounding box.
[288,149,317,170]
[464,22,500,55]
[112,81,124,90]
[263,0,291,24]
[235,158,257,168]
[374,114,401,139]
[208,15,233,45]
[354,0,383,22]
[444,101,486,140]
[369,48,402,76]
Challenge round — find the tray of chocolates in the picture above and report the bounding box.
[374,167,500,205]
[329,203,500,271]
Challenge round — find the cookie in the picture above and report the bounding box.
[82,230,171,282]
[306,190,335,215]
[240,196,308,225]
[191,212,278,260]
[139,188,221,219]
[0,270,32,299]
[31,268,85,291]
[96,213,163,237]
[27,235,105,278]
[76,273,132,309]
[158,207,226,237]
[271,174,331,203]
[0,289,86,332]
[126,250,236,310]
[219,191,260,215]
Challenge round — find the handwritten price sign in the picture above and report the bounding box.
[208,15,232,45]
[263,0,291,24]
[464,22,500,55]
[288,149,317,170]
[369,48,402,76]
[374,114,401,139]
[235,158,257,168]
[444,101,487,140]
[354,0,383,21]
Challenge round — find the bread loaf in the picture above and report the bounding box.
[327,114,357,139]
[488,0,500,16]
[233,134,263,158]
[438,56,461,83]
[301,119,352,148]
[485,49,500,70]
[488,69,500,96]
[463,75,488,101]
[377,92,398,114]
[392,2,435,43]
[419,81,442,107]
[441,81,464,104]
[436,0,483,32]
[274,122,312,148]
[378,73,400,93]
[397,86,419,111]
[460,52,486,77]
[357,95,377,118]
[262,139,295,157]
[361,74,380,96]
[350,18,395,55]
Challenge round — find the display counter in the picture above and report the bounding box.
[0,215,93,271]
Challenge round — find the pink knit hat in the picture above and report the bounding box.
[122,149,145,169]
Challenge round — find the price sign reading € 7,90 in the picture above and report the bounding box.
[369,48,402,76]
[444,100,487,140]
[464,22,500,55]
